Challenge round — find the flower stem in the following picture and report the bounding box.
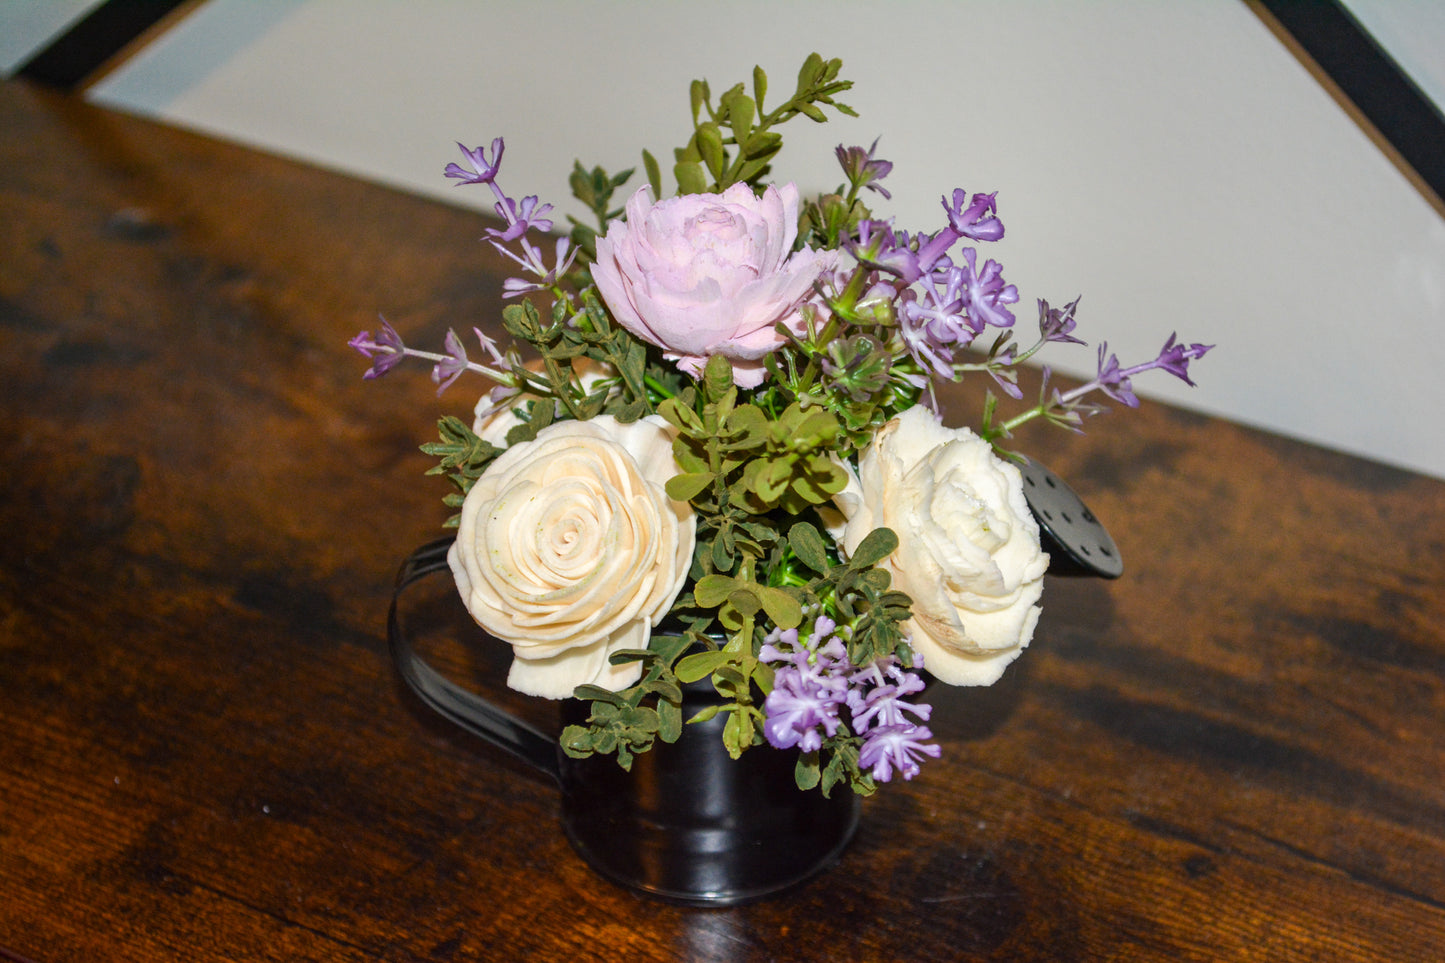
[403,347,515,386]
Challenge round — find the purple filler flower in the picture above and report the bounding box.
[445,138,504,186]
[1038,297,1085,345]
[1093,344,1137,407]
[348,317,406,379]
[1085,334,1213,409]
[836,138,894,199]
[432,329,471,395]
[1152,333,1212,386]
[763,677,844,753]
[761,621,939,784]
[760,622,849,752]
[958,248,1018,330]
[858,724,942,782]
[847,661,932,733]
[487,194,555,243]
[944,189,1004,242]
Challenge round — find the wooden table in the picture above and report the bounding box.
[3,78,1444,962]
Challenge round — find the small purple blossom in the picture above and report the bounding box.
[944,189,1004,242]
[1038,297,1085,345]
[499,236,578,298]
[857,723,941,782]
[470,325,508,368]
[444,138,504,186]
[432,329,471,395]
[1093,344,1137,407]
[836,138,894,199]
[349,316,407,379]
[487,194,555,242]
[898,268,978,379]
[985,342,1025,401]
[759,626,800,664]
[845,220,913,279]
[958,248,1018,330]
[908,229,959,283]
[847,659,931,733]
[1152,333,1213,386]
[763,678,844,752]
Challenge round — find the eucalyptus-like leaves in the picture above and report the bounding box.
[658,53,854,198]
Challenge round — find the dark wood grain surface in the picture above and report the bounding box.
[3,79,1444,962]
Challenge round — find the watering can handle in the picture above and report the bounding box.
[388,537,563,784]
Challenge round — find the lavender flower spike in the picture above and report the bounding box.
[445,138,504,185]
[1152,333,1213,387]
[349,316,407,379]
[1084,333,1214,409]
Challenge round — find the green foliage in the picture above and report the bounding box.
[764,262,924,451]
[559,632,692,768]
[781,522,914,674]
[658,357,851,528]
[420,417,502,527]
[820,737,873,797]
[793,736,875,798]
[660,52,855,196]
[797,192,874,252]
[566,161,634,264]
[497,296,654,426]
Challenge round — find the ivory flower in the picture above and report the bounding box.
[448,415,696,698]
[591,183,836,388]
[828,406,1048,686]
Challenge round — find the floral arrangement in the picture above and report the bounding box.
[351,55,1209,795]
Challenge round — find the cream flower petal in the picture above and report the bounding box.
[828,405,1047,687]
[448,415,696,698]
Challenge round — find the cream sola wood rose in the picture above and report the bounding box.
[590,183,837,388]
[828,406,1049,686]
[447,415,696,698]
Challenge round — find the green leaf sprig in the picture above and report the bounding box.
[559,632,693,769]
[566,161,635,264]
[420,416,503,527]
[656,53,855,197]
